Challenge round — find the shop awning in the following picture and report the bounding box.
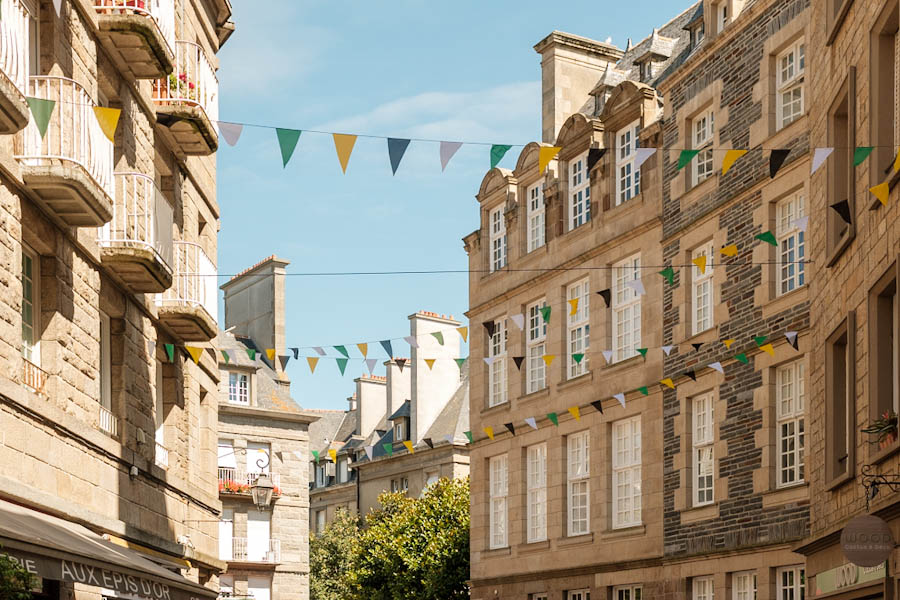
[0,498,217,600]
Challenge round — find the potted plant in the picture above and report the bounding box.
[862,411,899,449]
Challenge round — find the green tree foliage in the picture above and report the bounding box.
[309,477,470,600]
[0,551,36,600]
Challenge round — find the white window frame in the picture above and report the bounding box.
[567,431,590,536]
[490,205,507,272]
[616,120,642,205]
[99,311,112,411]
[613,255,642,362]
[777,193,806,296]
[694,576,715,600]
[228,371,250,405]
[733,571,757,600]
[612,416,642,529]
[526,443,547,543]
[567,279,590,379]
[338,458,348,483]
[569,152,591,230]
[776,566,805,600]
[21,245,39,365]
[489,454,508,549]
[776,361,805,487]
[315,463,326,487]
[615,585,643,600]
[693,393,715,506]
[315,510,325,534]
[692,243,715,335]
[567,590,590,600]
[718,2,729,32]
[693,109,715,186]
[527,301,548,394]
[776,40,805,130]
[528,183,545,252]
[394,419,406,441]
[531,595,548,600]
[489,318,508,407]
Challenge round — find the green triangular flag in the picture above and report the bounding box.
[854,146,874,166]
[754,335,768,346]
[637,348,648,358]
[463,431,473,443]
[276,128,302,167]
[455,358,467,369]
[336,358,349,375]
[383,443,393,457]
[573,353,585,364]
[755,231,777,246]
[431,331,444,345]
[677,149,701,170]
[539,305,552,324]
[164,343,174,362]
[490,144,512,169]
[26,97,55,139]
[221,350,230,364]
[735,353,749,364]
[638,386,649,396]
[334,345,349,358]
[246,348,257,361]
[547,412,559,426]
[311,450,319,462]
[659,267,675,285]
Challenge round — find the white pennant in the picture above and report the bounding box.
[791,216,809,232]
[147,340,156,356]
[217,121,244,147]
[440,141,463,171]
[364,446,374,461]
[602,350,614,363]
[662,345,674,356]
[365,358,377,374]
[53,0,63,16]
[625,279,646,296]
[635,148,656,169]
[614,393,626,408]
[444,434,455,444]
[483,357,496,366]
[524,417,538,430]
[708,361,724,374]
[510,313,525,330]
[404,335,419,348]
[293,450,304,459]
[811,148,833,174]
[313,347,326,356]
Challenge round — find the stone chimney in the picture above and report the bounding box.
[354,375,386,439]
[533,31,623,143]
[220,256,290,380]
[409,311,461,444]
[384,358,411,420]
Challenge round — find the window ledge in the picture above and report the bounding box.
[481,400,511,417]
[608,193,644,215]
[825,470,855,492]
[482,546,512,558]
[826,228,855,268]
[680,502,718,524]
[682,172,718,203]
[556,371,593,393]
[679,327,719,348]
[600,524,646,540]
[563,219,594,241]
[763,284,808,321]
[558,532,593,548]
[518,387,550,405]
[762,481,809,508]
[868,439,900,465]
[516,539,550,554]
[604,354,644,373]
[826,0,855,46]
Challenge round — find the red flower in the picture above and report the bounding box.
[188,82,195,90]
[178,73,187,82]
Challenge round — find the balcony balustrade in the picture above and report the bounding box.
[229,538,281,564]
[98,405,118,437]
[94,0,176,79]
[0,0,32,132]
[155,441,169,469]
[16,76,114,227]
[156,241,217,341]
[22,357,47,394]
[98,172,174,293]
[217,468,282,495]
[152,40,218,155]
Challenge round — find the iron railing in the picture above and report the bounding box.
[230,537,280,563]
[22,357,47,393]
[152,40,218,122]
[157,241,217,323]
[0,0,31,96]
[155,441,169,469]
[99,404,118,437]
[98,172,174,267]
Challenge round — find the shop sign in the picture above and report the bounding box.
[840,514,895,567]
[814,561,886,596]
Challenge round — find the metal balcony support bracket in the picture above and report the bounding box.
[861,464,900,510]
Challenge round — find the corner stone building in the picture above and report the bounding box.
[467,1,815,598]
[0,1,233,599]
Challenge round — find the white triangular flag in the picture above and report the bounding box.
[293,450,304,459]
[602,350,614,363]
[313,347,326,356]
[440,141,463,171]
[53,0,62,16]
[524,417,538,430]
[614,393,626,408]
[510,314,525,330]
[708,361,724,374]
[364,446,374,461]
[218,121,243,147]
[635,148,656,169]
[811,148,833,174]
[625,279,646,296]
[791,216,809,232]
[365,358,377,374]
[404,335,419,348]
[483,357,496,366]
[662,345,674,356]
[147,340,156,356]
[444,434,454,444]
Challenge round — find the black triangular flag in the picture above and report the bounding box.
[513,356,525,370]
[770,149,790,178]
[597,289,612,308]
[278,355,291,370]
[830,199,852,225]
[685,369,697,381]
[396,358,407,372]
[423,438,434,449]
[691,343,703,352]
[587,147,608,173]
[483,321,496,339]
[291,347,299,359]
[591,400,604,414]
[504,422,516,436]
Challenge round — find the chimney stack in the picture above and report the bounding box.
[384,359,411,419]
[409,311,461,444]
[354,375,387,439]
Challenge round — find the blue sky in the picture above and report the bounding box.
[216,1,685,410]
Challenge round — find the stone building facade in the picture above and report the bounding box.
[0,0,233,599]
[217,257,319,600]
[466,1,814,598]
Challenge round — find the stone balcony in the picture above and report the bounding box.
[15,76,114,227]
[156,241,218,341]
[98,172,174,293]
[94,0,176,79]
[217,468,283,497]
[224,538,281,565]
[0,0,33,133]
[152,40,218,156]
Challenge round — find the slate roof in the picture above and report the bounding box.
[388,400,411,421]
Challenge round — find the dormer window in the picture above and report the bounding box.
[691,22,705,49]
[228,371,250,405]
[394,417,409,441]
[640,61,653,82]
[718,3,729,33]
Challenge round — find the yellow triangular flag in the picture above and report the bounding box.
[93,106,121,143]
[266,348,276,361]
[484,426,494,440]
[333,133,357,173]
[542,354,555,366]
[568,298,579,316]
[660,378,675,390]
[720,245,739,257]
[307,357,319,373]
[721,149,748,175]
[457,327,468,342]
[568,406,581,421]
[186,346,203,364]
[539,146,562,174]
[723,339,736,349]
[403,441,414,454]
[692,255,707,275]
[357,343,368,357]
[760,343,775,357]
[424,358,436,370]
[894,149,900,173]
[329,449,337,463]
[870,182,890,207]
